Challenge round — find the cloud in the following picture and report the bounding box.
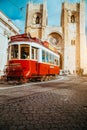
[12,19,25,33]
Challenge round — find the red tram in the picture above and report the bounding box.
[5,33,60,83]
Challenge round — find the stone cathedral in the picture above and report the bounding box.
[25,0,87,75]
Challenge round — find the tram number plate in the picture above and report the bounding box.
[50,65,54,68]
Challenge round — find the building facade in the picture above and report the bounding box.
[61,1,87,74]
[25,1,87,75]
[25,2,47,39]
[0,11,20,77]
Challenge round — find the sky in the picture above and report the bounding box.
[0,0,87,34]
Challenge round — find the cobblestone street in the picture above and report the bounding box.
[0,76,87,130]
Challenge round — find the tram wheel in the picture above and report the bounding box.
[40,76,45,82]
[20,77,28,84]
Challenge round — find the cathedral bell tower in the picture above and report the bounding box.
[61,0,86,74]
[25,1,47,40]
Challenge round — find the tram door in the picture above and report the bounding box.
[31,47,38,73]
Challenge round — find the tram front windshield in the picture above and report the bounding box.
[11,45,18,59]
[20,44,30,59]
[9,44,30,59]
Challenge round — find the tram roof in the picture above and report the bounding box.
[10,33,42,44]
[10,33,59,55]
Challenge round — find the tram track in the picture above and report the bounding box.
[0,76,65,90]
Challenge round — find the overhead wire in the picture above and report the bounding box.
[7,0,26,13]
[1,0,87,30]
[0,0,86,40]
[7,0,87,19]
[6,0,27,32]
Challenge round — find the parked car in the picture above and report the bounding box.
[59,70,70,76]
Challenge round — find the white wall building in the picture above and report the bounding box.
[0,11,20,77]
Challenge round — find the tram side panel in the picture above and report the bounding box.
[38,63,60,76]
[38,63,49,76]
[48,65,60,75]
[29,60,38,77]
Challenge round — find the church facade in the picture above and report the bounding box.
[25,1,87,75]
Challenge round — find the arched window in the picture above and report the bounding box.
[36,16,40,24]
[71,15,75,23]
[33,13,42,25]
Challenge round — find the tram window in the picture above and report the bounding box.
[56,60,58,65]
[50,54,54,64]
[32,48,34,59]
[8,46,10,60]
[57,58,60,66]
[54,57,56,65]
[36,49,38,60]
[11,45,18,59]
[54,56,58,65]
[48,53,50,63]
[55,59,57,65]
[32,47,38,60]
[52,55,54,64]
[20,44,30,59]
[57,57,59,65]
[46,52,49,63]
[49,53,51,63]
[42,50,45,62]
